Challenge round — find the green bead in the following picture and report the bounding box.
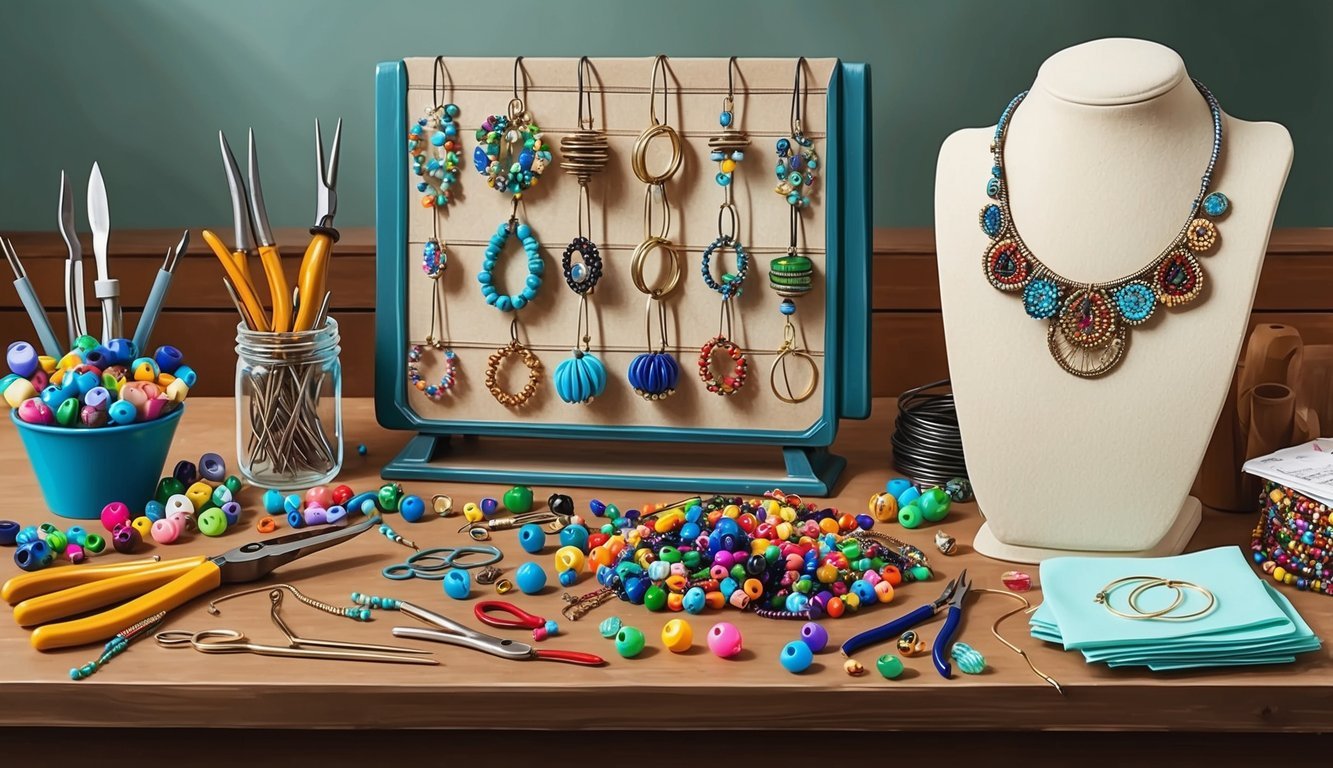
[74,335,98,352]
[600,523,616,535]
[643,585,667,612]
[918,488,952,522]
[876,654,904,679]
[763,545,780,564]
[898,503,924,529]
[224,475,242,494]
[156,477,185,504]
[794,578,813,594]
[211,485,233,507]
[84,534,105,554]
[682,551,702,569]
[39,522,59,535]
[615,626,646,658]
[197,508,228,537]
[729,564,747,582]
[378,483,403,512]
[503,486,534,514]
[840,541,862,560]
[909,565,932,581]
[853,558,872,572]
[951,642,987,675]
[45,530,68,554]
[659,546,682,564]
[605,503,621,519]
[598,616,622,638]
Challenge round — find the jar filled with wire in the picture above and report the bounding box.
[235,320,343,489]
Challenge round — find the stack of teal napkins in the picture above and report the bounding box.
[1030,546,1320,671]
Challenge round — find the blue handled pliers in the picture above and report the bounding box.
[840,569,972,678]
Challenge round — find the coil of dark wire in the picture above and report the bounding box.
[891,379,967,488]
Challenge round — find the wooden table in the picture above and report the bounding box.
[0,399,1329,753]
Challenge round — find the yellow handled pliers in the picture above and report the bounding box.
[202,119,341,333]
[1,514,378,650]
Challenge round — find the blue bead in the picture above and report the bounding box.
[1022,278,1061,320]
[430,132,445,147]
[516,223,532,239]
[399,495,426,523]
[559,524,589,552]
[885,478,914,497]
[719,111,733,127]
[896,486,922,508]
[287,509,304,528]
[980,204,1004,237]
[442,568,471,600]
[589,499,606,516]
[496,296,512,312]
[518,523,546,554]
[682,586,706,614]
[0,520,19,546]
[716,172,732,186]
[558,568,579,587]
[511,295,527,310]
[473,146,490,173]
[780,640,814,674]
[15,541,50,572]
[1202,192,1229,217]
[779,299,796,315]
[515,562,547,595]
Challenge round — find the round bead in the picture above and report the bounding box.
[199,452,226,482]
[558,524,589,552]
[780,640,814,674]
[481,497,500,517]
[615,626,646,658]
[799,621,829,652]
[399,495,427,523]
[515,562,547,595]
[150,518,181,544]
[885,478,913,498]
[898,503,924,529]
[707,622,743,658]
[221,501,242,526]
[15,541,50,571]
[918,488,952,522]
[443,568,471,600]
[111,524,141,554]
[951,642,987,674]
[661,618,693,653]
[99,501,131,532]
[598,616,622,638]
[876,653,905,679]
[197,508,228,537]
[518,523,547,554]
[262,488,284,515]
[503,486,534,514]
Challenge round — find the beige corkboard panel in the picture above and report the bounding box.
[402,56,836,433]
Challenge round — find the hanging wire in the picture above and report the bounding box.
[973,588,1064,694]
[790,56,807,137]
[509,56,526,118]
[649,55,669,126]
[577,55,594,129]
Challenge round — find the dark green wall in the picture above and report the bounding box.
[0,0,1327,230]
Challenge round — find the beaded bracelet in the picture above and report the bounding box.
[1252,482,1333,596]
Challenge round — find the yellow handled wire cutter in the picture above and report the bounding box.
[202,119,342,333]
[1,514,378,650]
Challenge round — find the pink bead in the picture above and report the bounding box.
[151,518,181,544]
[16,398,54,425]
[863,569,882,586]
[709,565,728,580]
[728,590,750,610]
[714,551,734,568]
[669,562,687,577]
[139,396,168,421]
[707,622,743,658]
[100,501,131,532]
[66,543,86,563]
[30,370,48,390]
[1001,570,1032,592]
[305,486,332,508]
[784,554,804,571]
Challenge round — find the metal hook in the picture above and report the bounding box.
[431,55,449,110]
[577,56,595,130]
[790,56,808,137]
[512,55,525,103]
[649,55,669,126]
[726,55,740,110]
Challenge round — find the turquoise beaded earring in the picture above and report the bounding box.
[555,57,610,405]
[698,57,751,397]
[475,57,555,407]
[407,56,462,400]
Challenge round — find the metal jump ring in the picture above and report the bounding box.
[630,237,681,296]
[770,346,820,404]
[632,123,683,185]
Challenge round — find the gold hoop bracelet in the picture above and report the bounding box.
[1093,575,1184,620]
[1128,578,1217,622]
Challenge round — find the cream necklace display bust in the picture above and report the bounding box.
[934,38,1292,562]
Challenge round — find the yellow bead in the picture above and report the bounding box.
[779,506,797,522]
[1273,566,1287,582]
[37,356,56,374]
[870,492,899,522]
[131,516,152,539]
[1285,573,1296,585]
[816,564,839,583]
[554,545,585,573]
[1269,488,1285,504]
[58,352,82,370]
[844,592,862,611]
[723,504,741,519]
[654,511,684,533]
[764,500,780,515]
[874,581,895,603]
[749,538,770,555]
[185,482,213,511]
[3,378,37,408]
[775,522,793,541]
[634,548,654,569]
[661,619,693,653]
[463,502,483,523]
[818,517,840,535]
[165,378,190,403]
[721,159,736,173]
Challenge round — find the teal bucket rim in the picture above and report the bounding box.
[10,402,185,435]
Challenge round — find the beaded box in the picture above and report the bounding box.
[374,57,871,493]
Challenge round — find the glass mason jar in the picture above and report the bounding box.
[235,320,343,489]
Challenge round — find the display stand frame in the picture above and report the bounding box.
[373,57,871,494]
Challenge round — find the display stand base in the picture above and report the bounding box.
[382,434,846,496]
[972,495,1202,564]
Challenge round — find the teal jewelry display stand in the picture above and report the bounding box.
[374,57,871,495]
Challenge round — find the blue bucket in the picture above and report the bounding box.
[12,405,184,520]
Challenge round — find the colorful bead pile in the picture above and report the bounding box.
[1252,482,1333,596]
[4,338,194,428]
[580,492,931,620]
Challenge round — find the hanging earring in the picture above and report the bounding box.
[475,57,554,406]
[769,58,820,404]
[698,57,751,397]
[628,55,684,401]
[555,57,610,405]
[407,56,462,400]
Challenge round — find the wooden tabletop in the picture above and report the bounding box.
[0,398,1327,732]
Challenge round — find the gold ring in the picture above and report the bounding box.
[632,123,683,185]
[770,347,820,404]
[431,494,454,517]
[495,579,513,594]
[1093,576,1184,620]
[630,237,681,297]
[1128,578,1217,621]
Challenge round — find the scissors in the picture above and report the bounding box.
[840,569,972,678]
[156,587,435,666]
[391,600,606,666]
[202,119,341,333]
[2,515,380,651]
[474,600,559,641]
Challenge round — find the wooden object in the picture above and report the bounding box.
[0,397,1329,732]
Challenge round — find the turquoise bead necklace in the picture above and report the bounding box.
[476,57,554,406]
[981,79,1228,377]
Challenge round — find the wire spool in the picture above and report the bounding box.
[891,379,968,487]
[560,129,610,185]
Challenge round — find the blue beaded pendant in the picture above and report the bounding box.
[1202,192,1229,217]
[1022,277,1060,319]
[979,204,1005,238]
[627,352,679,400]
[555,350,608,405]
[1114,282,1157,325]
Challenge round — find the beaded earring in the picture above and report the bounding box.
[554,57,610,405]
[475,56,555,407]
[698,58,751,397]
[407,56,462,400]
[627,55,684,401]
[768,58,820,404]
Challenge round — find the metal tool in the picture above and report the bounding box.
[840,569,973,678]
[293,118,341,332]
[132,229,189,352]
[2,515,382,651]
[58,171,87,344]
[458,511,571,541]
[156,628,437,665]
[391,600,606,666]
[86,162,119,341]
[1,236,63,356]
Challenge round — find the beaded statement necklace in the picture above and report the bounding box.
[980,79,1230,377]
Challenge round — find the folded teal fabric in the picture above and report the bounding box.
[1028,547,1320,671]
